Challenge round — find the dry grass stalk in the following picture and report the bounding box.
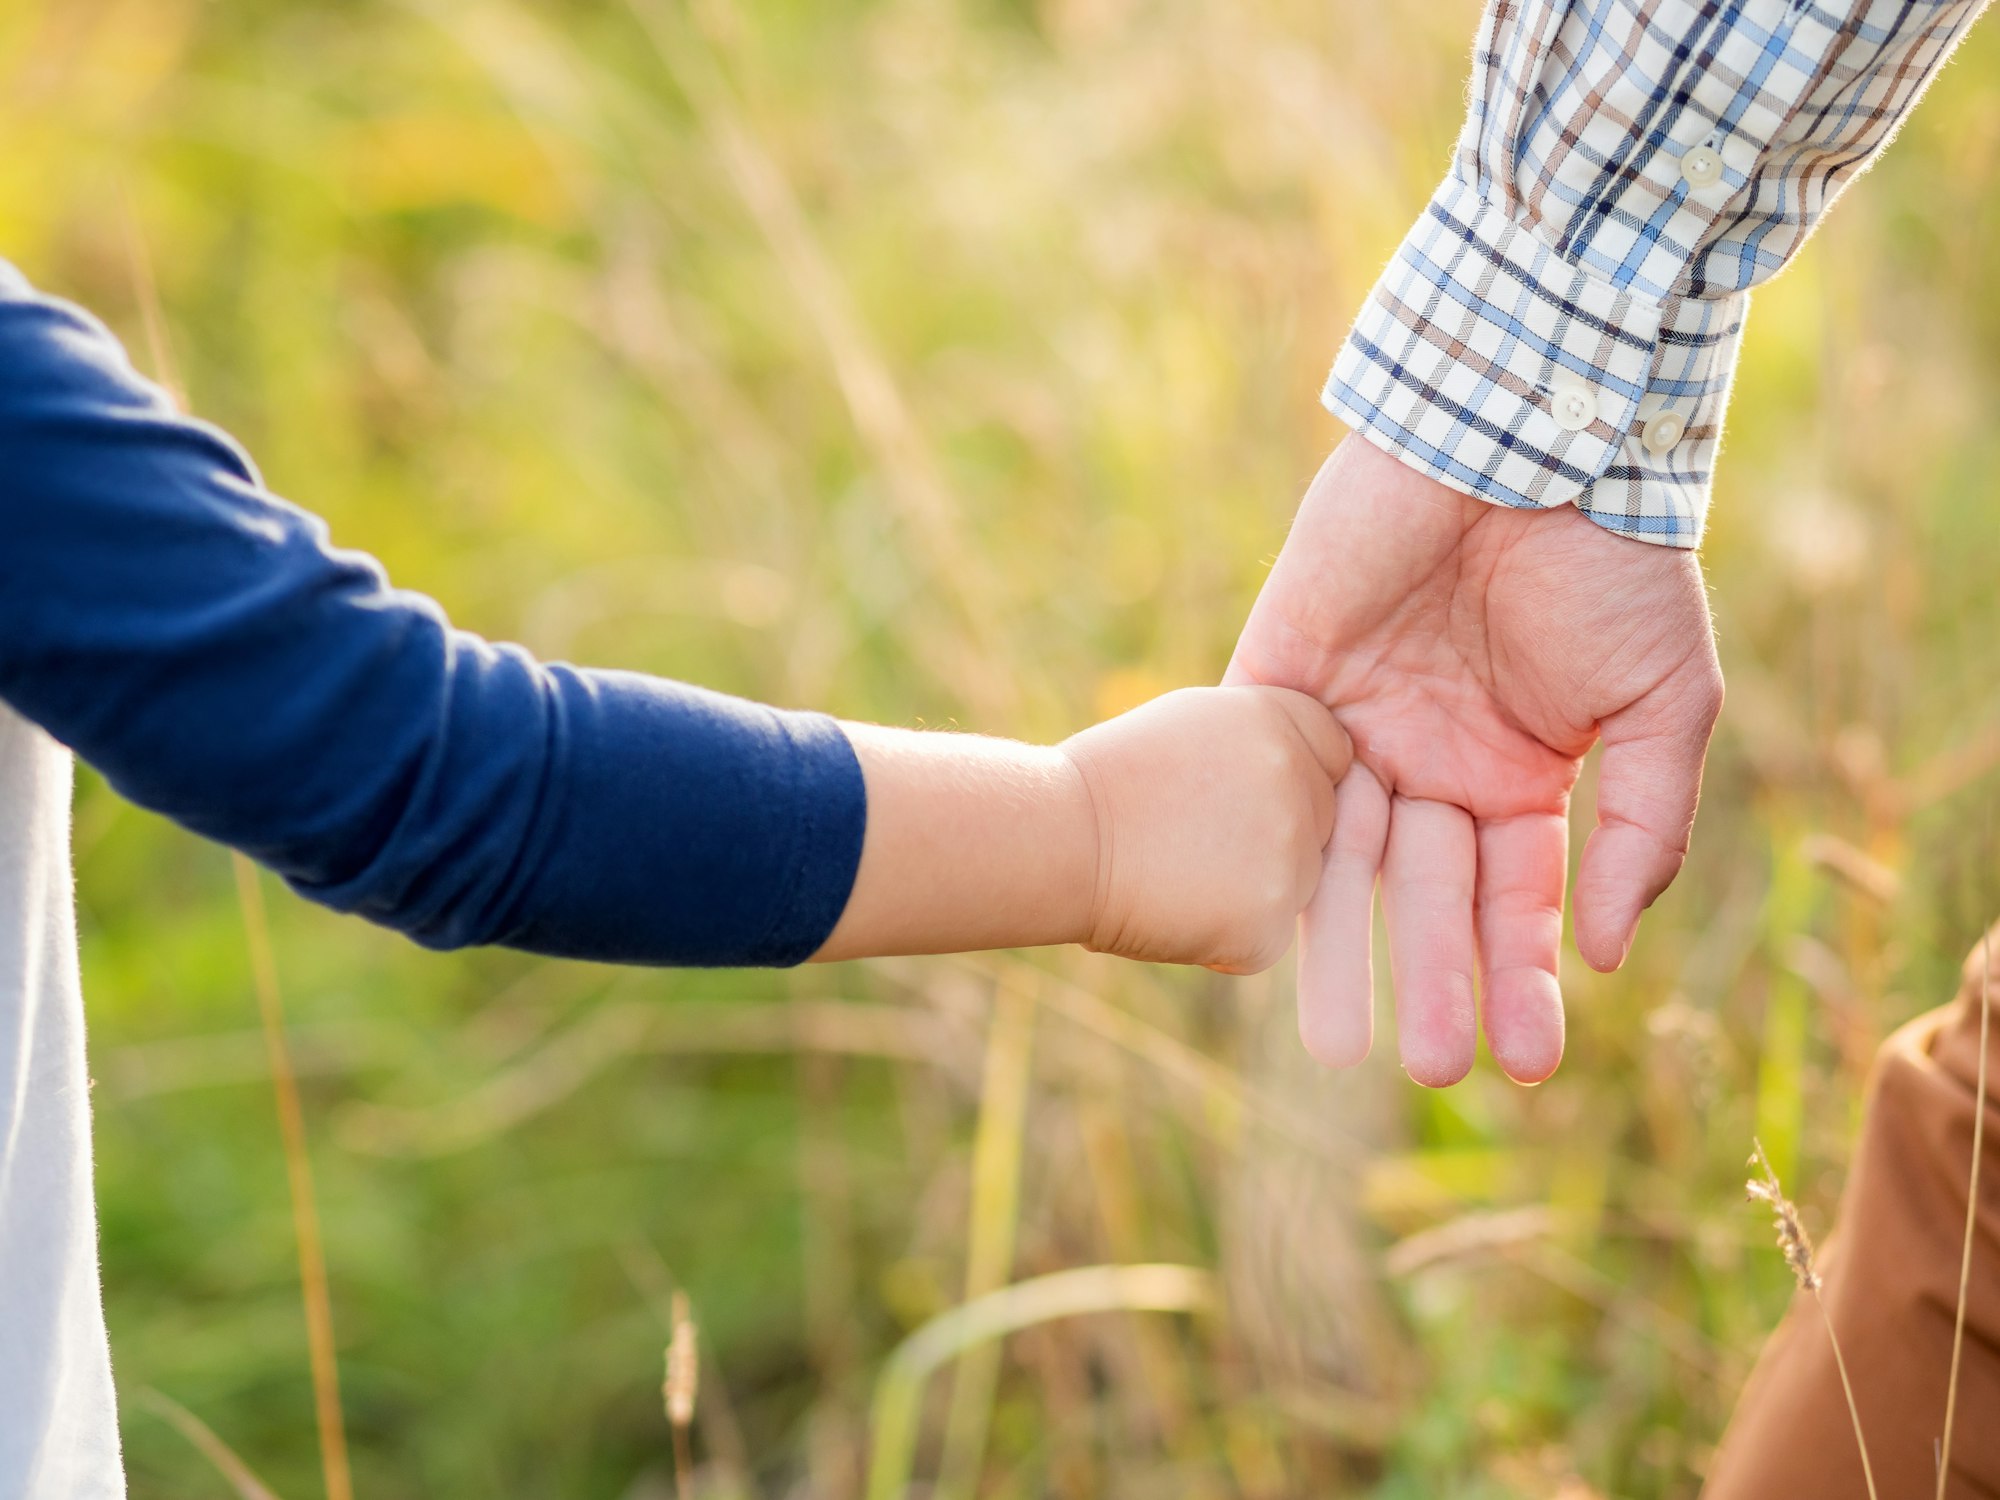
[115,190,186,413]
[622,1239,756,1492]
[1936,930,1992,1500]
[1383,1205,1557,1279]
[1747,1139,1876,1500]
[938,975,1038,1500]
[665,1290,699,1500]
[136,1388,284,1500]
[1799,834,1902,906]
[235,857,355,1500]
[118,202,352,1500]
[1745,1140,1820,1292]
[336,997,964,1158]
[623,0,1020,725]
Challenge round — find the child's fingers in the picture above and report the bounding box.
[1263,688,1353,787]
[1382,795,1478,1088]
[1250,687,1348,850]
[1299,747,1338,857]
[1474,811,1568,1085]
[1297,764,1389,1070]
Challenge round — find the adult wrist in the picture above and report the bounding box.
[1324,173,1745,550]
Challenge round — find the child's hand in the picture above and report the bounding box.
[813,685,1347,967]
[1059,686,1350,972]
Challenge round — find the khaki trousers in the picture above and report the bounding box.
[1704,921,2000,1500]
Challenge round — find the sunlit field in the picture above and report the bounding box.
[7,0,2000,1495]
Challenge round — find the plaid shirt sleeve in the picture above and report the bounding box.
[1327,0,1990,547]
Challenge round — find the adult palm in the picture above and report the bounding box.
[1227,435,1724,1086]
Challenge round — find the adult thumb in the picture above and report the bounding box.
[1573,664,1723,971]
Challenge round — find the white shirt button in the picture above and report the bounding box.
[1550,377,1599,432]
[1642,410,1688,454]
[1680,144,1724,189]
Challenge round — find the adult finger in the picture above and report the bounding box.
[1382,796,1478,1087]
[1296,764,1389,1070]
[1475,811,1568,1085]
[1574,662,1723,972]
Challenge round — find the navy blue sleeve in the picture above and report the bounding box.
[0,265,866,967]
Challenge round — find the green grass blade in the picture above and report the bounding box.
[865,1264,1215,1500]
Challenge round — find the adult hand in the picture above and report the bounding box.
[1226,435,1724,1086]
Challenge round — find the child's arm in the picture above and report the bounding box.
[0,264,1345,972]
[0,267,862,968]
[816,688,1348,970]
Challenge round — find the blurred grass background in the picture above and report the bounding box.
[4,0,1999,1495]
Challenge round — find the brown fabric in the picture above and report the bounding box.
[1705,919,2000,1500]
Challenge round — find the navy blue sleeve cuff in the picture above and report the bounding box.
[479,674,868,968]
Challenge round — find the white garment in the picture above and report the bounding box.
[0,703,124,1496]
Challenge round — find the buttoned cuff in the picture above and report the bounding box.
[1324,173,1744,549]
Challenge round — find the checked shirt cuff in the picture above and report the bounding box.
[1324,174,1744,549]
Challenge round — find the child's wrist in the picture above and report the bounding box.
[818,725,1107,959]
[1053,740,1112,951]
